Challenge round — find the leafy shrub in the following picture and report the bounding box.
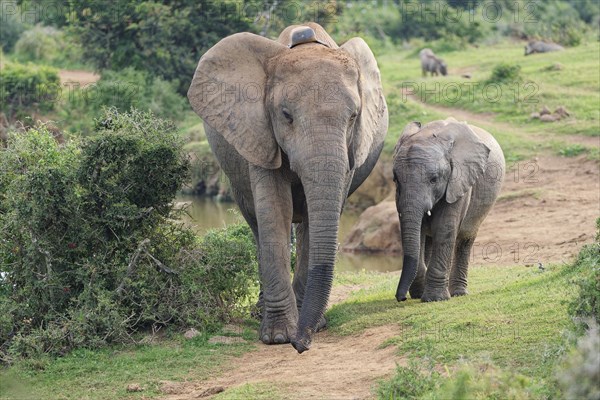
[377,360,440,399]
[556,321,600,400]
[487,63,522,84]
[60,68,187,135]
[567,218,600,332]
[0,62,60,120]
[519,1,586,46]
[426,362,544,400]
[0,109,258,361]
[13,25,84,68]
[0,1,27,52]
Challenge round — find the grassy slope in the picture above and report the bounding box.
[328,265,573,382]
[0,329,258,400]
[378,40,600,163]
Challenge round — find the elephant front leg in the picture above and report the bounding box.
[409,235,431,299]
[422,222,458,302]
[251,166,298,344]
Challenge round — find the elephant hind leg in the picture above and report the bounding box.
[450,237,474,296]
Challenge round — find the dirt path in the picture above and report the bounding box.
[473,154,599,266]
[57,69,100,86]
[160,284,404,400]
[407,91,600,149]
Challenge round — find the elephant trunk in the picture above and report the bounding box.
[396,211,423,301]
[291,154,347,354]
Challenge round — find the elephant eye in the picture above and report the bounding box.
[429,176,438,184]
[282,109,293,124]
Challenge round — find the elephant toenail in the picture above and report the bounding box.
[261,334,270,343]
[273,334,286,344]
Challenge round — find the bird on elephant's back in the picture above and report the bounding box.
[187,23,388,353]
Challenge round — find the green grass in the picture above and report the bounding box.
[0,328,257,400]
[378,40,600,138]
[214,383,283,400]
[326,263,579,393]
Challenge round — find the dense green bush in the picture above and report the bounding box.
[567,218,600,332]
[487,63,522,84]
[59,68,187,135]
[377,360,440,399]
[0,62,60,120]
[0,0,27,52]
[67,0,255,94]
[557,321,600,399]
[13,25,85,69]
[0,109,258,361]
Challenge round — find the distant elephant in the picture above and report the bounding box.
[524,41,564,56]
[420,48,448,77]
[188,23,388,353]
[393,118,504,302]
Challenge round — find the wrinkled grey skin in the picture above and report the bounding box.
[420,48,448,77]
[524,41,564,56]
[188,23,388,353]
[393,119,504,302]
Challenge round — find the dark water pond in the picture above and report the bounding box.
[177,195,401,273]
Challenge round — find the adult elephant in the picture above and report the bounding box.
[187,23,388,353]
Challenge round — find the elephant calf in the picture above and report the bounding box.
[420,48,447,77]
[524,41,564,56]
[393,118,505,302]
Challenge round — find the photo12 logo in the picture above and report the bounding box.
[398,1,539,24]
[401,81,539,104]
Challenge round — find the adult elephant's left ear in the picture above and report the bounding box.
[187,33,286,169]
[340,38,388,168]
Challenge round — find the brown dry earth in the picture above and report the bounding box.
[420,101,600,266]
[161,325,403,400]
[58,69,100,86]
[474,154,599,266]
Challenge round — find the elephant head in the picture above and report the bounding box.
[439,61,448,76]
[393,120,490,301]
[187,24,387,351]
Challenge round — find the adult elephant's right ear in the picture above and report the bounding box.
[188,33,286,169]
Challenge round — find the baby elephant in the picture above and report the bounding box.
[524,41,564,56]
[393,118,505,302]
[420,48,447,76]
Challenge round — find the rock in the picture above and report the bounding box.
[341,200,402,253]
[530,112,540,119]
[184,328,200,339]
[346,160,394,211]
[159,381,190,395]
[540,105,551,116]
[540,114,558,122]
[126,383,143,392]
[554,106,570,118]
